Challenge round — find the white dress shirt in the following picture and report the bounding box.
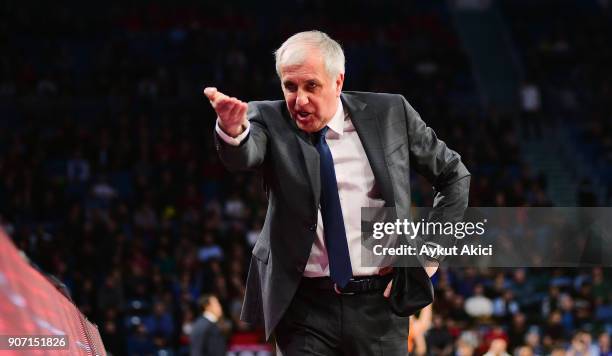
[203,311,219,323]
[215,98,384,277]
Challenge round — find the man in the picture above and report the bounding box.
[190,294,226,356]
[205,30,470,355]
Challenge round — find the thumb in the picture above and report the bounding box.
[383,281,392,298]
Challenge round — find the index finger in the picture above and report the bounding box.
[203,87,218,101]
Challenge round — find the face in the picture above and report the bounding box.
[207,296,223,319]
[280,49,344,133]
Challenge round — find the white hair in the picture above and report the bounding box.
[274,30,345,79]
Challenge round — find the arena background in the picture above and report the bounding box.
[0,0,610,355]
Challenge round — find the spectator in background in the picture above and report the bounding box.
[559,294,576,334]
[91,174,118,207]
[519,80,542,138]
[542,310,565,348]
[179,308,196,354]
[449,292,471,323]
[133,200,158,231]
[574,282,595,327]
[566,330,598,356]
[465,283,494,318]
[483,338,511,356]
[592,267,611,305]
[514,345,535,356]
[127,323,155,356]
[482,326,510,356]
[519,81,541,113]
[549,346,566,356]
[598,331,612,356]
[223,191,245,220]
[190,294,226,356]
[97,273,125,314]
[510,268,535,308]
[541,286,561,317]
[524,328,545,356]
[507,313,528,351]
[456,330,479,356]
[426,313,453,356]
[493,290,520,322]
[143,301,174,345]
[197,232,224,263]
[67,149,90,183]
[100,308,126,356]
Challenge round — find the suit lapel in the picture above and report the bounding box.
[287,106,321,208]
[341,93,395,206]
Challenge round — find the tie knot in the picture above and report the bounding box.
[314,126,329,144]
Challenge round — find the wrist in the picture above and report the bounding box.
[219,122,246,138]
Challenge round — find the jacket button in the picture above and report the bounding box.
[304,222,316,231]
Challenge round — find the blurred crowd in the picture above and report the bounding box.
[503,0,612,203]
[0,0,610,355]
[418,266,612,356]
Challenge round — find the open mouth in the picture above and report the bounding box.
[296,111,312,121]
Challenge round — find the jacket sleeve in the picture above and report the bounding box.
[402,95,471,257]
[214,102,269,172]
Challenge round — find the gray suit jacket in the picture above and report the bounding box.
[215,91,470,340]
[189,317,226,356]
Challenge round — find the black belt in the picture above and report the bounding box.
[300,274,393,295]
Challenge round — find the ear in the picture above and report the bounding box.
[335,73,344,97]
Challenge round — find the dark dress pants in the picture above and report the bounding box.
[275,279,410,356]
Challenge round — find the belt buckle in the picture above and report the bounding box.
[333,282,356,295]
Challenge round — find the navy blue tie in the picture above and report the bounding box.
[314,126,353,288]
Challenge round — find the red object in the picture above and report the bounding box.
[0,230,106,355]
[228,329,267,347]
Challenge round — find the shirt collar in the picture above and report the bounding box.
[203,311,218,323]
[326,98,345,136]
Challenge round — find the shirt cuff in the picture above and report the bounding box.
[215,119,250,146]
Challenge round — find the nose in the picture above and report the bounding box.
[295,89,309,107]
